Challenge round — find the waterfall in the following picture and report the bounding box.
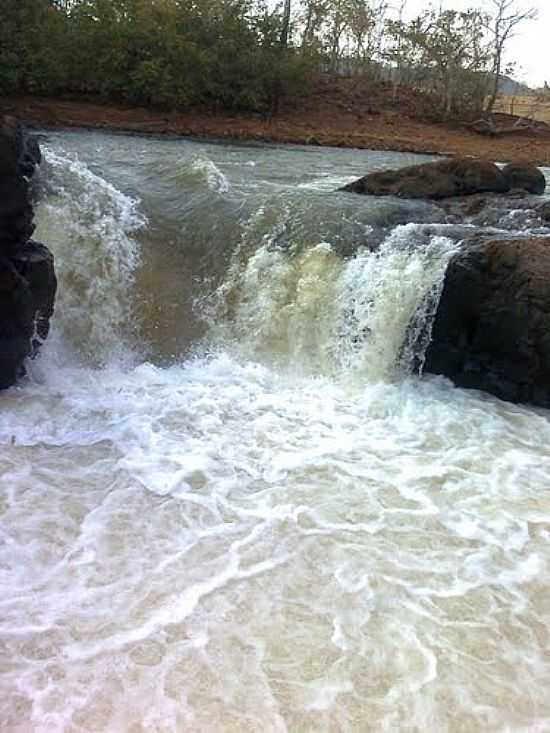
[34,148,146,365]
[3,130,548,733]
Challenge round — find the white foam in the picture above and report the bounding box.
[3,136,550,732]
[1,352,550,730]
[191,157,230,193]
[34,147,146,364]
[212,222,456,380]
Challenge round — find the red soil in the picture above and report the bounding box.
[3,81,550,165]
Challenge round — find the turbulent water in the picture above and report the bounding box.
[1,130,550,732]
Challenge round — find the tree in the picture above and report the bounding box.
[483,0,537,114]
[0,0,313,113]
[385,8,491,118]
[280,0,292,46]
[300,0,329,54]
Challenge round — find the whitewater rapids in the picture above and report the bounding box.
[0,130,549,732]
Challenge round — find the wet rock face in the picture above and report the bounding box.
[0,116,56,389]
[424,238,550,408]
[340,158,546,200]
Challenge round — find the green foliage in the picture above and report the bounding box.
[385,9,492,119]
[0,0,530,120]
[0,0,314,113]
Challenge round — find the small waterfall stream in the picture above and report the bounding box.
[1,130,549,732]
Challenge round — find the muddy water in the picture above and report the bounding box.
[1,130,549,732]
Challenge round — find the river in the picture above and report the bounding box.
[1,130,549,732]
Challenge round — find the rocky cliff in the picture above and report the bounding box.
[0,116,56,389]
[424,237,550,408]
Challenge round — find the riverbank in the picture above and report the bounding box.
[4,94,550,164]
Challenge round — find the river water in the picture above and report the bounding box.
[1,130,550,732]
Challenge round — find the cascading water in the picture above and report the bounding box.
[1,130,549,733]
[211,223,456,378]
[35,148,146,365]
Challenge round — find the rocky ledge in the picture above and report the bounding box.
[342,156,550,408]
[424,237,550,408]
[0,116,56,389]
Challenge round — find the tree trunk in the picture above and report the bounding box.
[301,5,312,49]
[280,0,291,47]
[485,46,503,115]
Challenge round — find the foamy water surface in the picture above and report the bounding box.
[1,131,549,732]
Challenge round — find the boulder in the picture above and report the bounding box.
[424,237,550,408]
[502,162,546,195]
[340,158,547,200]
[340,158,510,199]
[0,116,57,389]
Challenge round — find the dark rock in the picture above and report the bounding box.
[0,116,56,389]
[424,237,550,408]
[539,201,550,222]
[0,115,41,174]
[440,193,492,220]
[440,191,546,232]
[340,158,510,200]
[502,162,546,195]
[341,158,547,201]
[0,244,56,389]
[0,116,23,178]
[0,257,35,387]
[0,176,34,251]
[0,116,41,252]
[23,134,42,171]
[461,194,490,217]
[13,241,57,346]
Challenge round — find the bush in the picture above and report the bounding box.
[1,0,314,114]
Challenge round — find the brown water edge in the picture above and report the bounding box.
[4,94,550,165]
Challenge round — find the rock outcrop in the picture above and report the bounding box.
[539,201,550,222]
[0,116,56,389]
[424,237,550,408]
[340,158,546,200]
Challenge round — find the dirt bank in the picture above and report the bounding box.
[3,94,550,165]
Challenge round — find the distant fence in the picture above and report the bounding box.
[494,95,550,124]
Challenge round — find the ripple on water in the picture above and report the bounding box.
[3,132,550,731]
[0,355,549,731]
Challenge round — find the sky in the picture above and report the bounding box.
[402,0,549,87]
